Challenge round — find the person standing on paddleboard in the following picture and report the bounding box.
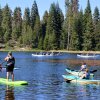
[4,51,15,81]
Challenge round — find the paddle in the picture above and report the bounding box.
[0,61,19,71]
[65,75,78,83]
[66,77,78,83]
[0,61,6,71]
[3,67,19,70]
[90,70,97,73]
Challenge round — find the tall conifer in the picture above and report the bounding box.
[2,4,12,42]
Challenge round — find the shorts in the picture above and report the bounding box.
[6,66,14,72]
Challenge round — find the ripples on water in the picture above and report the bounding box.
[0,52,100,100]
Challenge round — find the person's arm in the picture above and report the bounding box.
[80,65,83,71]
[4,56,9,61]
[7,57,15,66]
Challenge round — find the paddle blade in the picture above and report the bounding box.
[90,70,97,73]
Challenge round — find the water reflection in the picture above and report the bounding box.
[32,59,100,66]
[5,85,15,100]
[63,82,100,100]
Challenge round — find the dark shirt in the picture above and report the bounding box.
[85,72,90,79]
[7,57,15,67]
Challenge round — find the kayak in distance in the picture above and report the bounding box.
[77,54,99,58]
[0,78,28,86]
[32,52,62,57]
[62,75,100,85]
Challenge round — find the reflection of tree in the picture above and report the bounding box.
[5,85,15,100]
[32,59,100,66]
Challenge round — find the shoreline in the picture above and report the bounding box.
[0,48,100,54]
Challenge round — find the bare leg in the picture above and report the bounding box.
[11,72,14,81]
[7,72,9,81]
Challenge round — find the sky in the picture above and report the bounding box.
[0,0,100,19]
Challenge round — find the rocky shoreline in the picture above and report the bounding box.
[0,47,100,54]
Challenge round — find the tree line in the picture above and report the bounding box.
[0,0,100,51]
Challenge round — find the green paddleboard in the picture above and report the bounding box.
[0,78,28,86]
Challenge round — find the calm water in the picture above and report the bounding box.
[0,52,100,100]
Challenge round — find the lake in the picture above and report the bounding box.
[0,51,100,100]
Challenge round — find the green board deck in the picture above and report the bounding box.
[0,78,28,86]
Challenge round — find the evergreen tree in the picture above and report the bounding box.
[65,0,79,50]
[42,11,48,40]
[2,4,12,42]
[72,0,79,17]
[77,9,84,50]
[23,8,30,26]
[22,7,33,47]
[70,17,80,50]
[44,14,52,50]
[12,7,22,41]
[95,19,100,50]
[93,7,100,50]
[22,7,30,37]
[56,2,64,49]
[44,3,64,50]
[0,6,2,26]
[22,25,33,47]
[82,0,94,50]
[30,0,39,30]
[0,6,3,42]
[33,16,41,48]
[43,33,49,50]
[40,11,48,49]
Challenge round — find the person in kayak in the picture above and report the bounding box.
[80,68,90,79]
[4,51,15,81]
[80,62,87,71]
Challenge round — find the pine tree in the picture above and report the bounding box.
[95,19,100,50]
[12,7,22,41]
[44,3,64,50]
[2,4,12,42]
[93,7,100,50]
[0,6,3,42]
[82,0,94,50]
[40,11,48,50]
[55,2,64,49]
[30,0,39,30]
[23,8,30,26]
[0,6,2,26]
[42,11,48,40]
[33,16,41,48]
[77,9,84,50]
[22,25,33,47]
[65,0,79,50]
[22,7,33,47]
[44,14,52,50]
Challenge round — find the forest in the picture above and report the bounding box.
[0,0,100,51]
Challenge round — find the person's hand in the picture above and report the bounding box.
[4,56,9,61]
